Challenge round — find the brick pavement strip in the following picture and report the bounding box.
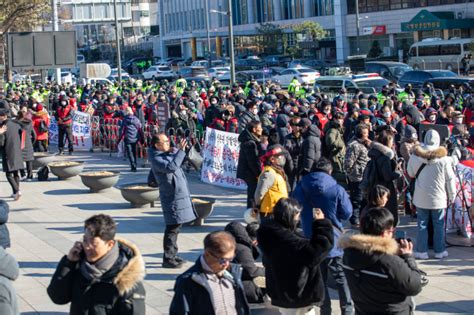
[1,152,473,314]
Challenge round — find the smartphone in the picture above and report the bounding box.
[395,230,407,241]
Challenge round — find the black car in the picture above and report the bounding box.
[123,57,154,75]
[424,77,474,93]
[365,61,413,82]
[398,70,457,88]
[235,59,265,71]
[235,70,279,87]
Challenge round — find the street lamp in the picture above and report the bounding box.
[204,0,212,68]
[210,0,235,85]
[113,0,122,83]
[355,0,369,55]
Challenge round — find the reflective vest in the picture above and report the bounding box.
[288,79,300,95]
[260,166,288,215]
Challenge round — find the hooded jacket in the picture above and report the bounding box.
[237,129,262,182]
[339,234,423,314]
[17,119,36,162]
[121,114,142,144]
[238,110,260,133]
[276,114,290,144]
[47,238,146,315]
[407,145,456,210]
[344,138,370,183]
[257,218,333,308]
[32,111,50,141]
[293,171,352,257]
[0,246,19,315]
[324,120,346,173]
[298,125,322,176]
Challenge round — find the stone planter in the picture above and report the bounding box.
[189,196,216,226]
[118,183,160,208]
[48,161,85,180]
[33,152,55,170]
[80,171,120,193]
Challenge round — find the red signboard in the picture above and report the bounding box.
[373,25,386,35]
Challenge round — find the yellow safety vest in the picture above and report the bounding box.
[260,166,288,215]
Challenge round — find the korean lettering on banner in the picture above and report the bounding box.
[200,128,247,190]
[157,102,170,131]
[49,111,93,150]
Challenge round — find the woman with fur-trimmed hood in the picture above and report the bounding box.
[47,214,146,314]
[339,208,424,315]
[407,129,456,260]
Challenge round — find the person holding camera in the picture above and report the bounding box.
[47,214,146,314]
[339,207,424,315]
[149,133,197,268]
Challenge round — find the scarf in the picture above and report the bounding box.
[80,241,120,282]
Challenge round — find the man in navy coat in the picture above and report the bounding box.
[149,133,197,268]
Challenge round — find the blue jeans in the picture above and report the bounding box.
[320,257,354,315]
[416,208,446,253]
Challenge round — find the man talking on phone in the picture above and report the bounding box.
[149,133,197,268]
[47,214,146,314]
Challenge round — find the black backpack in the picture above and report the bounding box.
[37,166,49,181]
[38,119,48,133]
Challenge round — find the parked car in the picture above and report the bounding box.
[142,65,175,80]
[208,66,230,78]
[185,76,211,87]
[233,70,279,86]
[177,66,208,78]
[83,77,114,86]
[314,73,390,94]
[398,70,457,88]
[424,77,474,93]
[365,61,413,82]
[123,56,154,74]
[272,67,320,88]
[288,59,327,71]
[263,55,293,67]
[235,58,266,71]
[107,68,131,82]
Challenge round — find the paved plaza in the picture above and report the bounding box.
[0,151,473,314]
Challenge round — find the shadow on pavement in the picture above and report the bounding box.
[19,261,57,269]
[47,226,83,234]
[65,203,132,211]
[23,272,54,278]
[44,189,88,196]
[416,300,474,312]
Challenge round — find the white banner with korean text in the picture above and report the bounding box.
[200,128,247,190]
[49,111,92,150]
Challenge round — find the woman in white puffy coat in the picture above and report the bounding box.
[407,129,456,260]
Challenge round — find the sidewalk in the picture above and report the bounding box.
[0,151,473,314]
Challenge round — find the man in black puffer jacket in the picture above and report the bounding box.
[298,118,322,176]
[225,221,265,303]
[339,207,424,315]
[237,120,264,208]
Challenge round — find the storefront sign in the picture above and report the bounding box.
[200,128,247,190]
[362,25,386,35]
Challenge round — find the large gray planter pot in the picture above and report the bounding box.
[33,152,55,170]
[48,161,85,180]
[80,171,120,193]
[189,196,216,226]
[118,183,160,208]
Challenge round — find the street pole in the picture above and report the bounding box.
[227,0,235,85]
[113,0,122,83]
[355,0,360,54]
[204,0,212,68]
[51,0,61,84]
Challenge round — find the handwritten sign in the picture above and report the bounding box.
[200,128,247,190]
[49,111,92,150]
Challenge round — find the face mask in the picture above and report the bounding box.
[61,101,67,106]
[276,155,286,167]
[429,115,437,122]
[180,110,187,115]
[369,105,376,112]
[383,111,391,118]
[309,114,314,120]
[252,108,259,115]
[323,109,330,114]
[454,118,463,125]
[411,133,418,139]
[211,101,217,105]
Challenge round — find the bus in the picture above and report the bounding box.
[407,38,472,73]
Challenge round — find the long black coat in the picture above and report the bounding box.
[47,238,146,315]
[298,125,322,176]
[17,119,36,162]
[257,218,334,308]
[0,120,24,172]
[339,234,423,314]
[236,129,262,183]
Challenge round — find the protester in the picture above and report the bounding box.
[16,109,36,180]
[119,107,143,172]
[257,198,334,315]
[0,200,11,249]
[293,158,353,315]
[225,221,266,303]
[298,118,322,176]
[360,185,390,220]
[149,133,197,268]
[55,96,74,155]
[0,108,23,200]
[170,231,250,315]
[31,104,50,152]
[324,111,346,183]
[407,129,456,259]
[237,120,264,208]
[47,214,146,314]
[339,207,424,314]
[255,144,289,220]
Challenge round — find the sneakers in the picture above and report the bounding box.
[414,252,429,260]
[434,250,449,259]
[13,192,22,201]
[163,259,184,269]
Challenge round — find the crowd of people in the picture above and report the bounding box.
[0,73,472,314]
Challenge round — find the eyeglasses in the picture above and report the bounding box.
[208,251,234,265]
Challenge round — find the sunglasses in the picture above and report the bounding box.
[208,251,234,265]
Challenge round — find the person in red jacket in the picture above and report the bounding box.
[32,104,51,152]
[55,98,74,155]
